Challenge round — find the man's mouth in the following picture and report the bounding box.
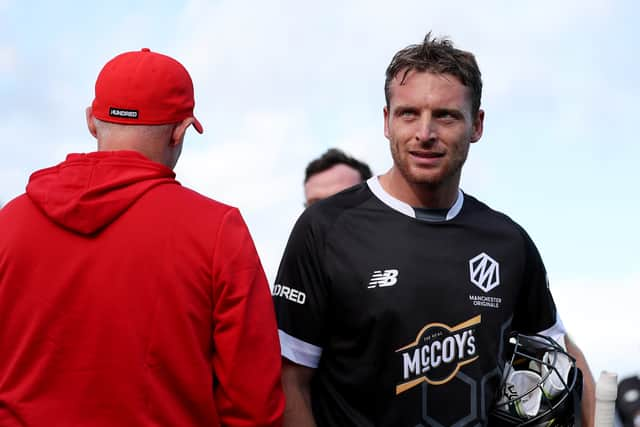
[410,150,444,158]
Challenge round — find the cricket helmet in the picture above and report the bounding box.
[489,332,583,426]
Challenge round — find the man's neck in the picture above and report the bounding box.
[378,169,460,209]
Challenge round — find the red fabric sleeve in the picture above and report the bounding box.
[211,208,285,426]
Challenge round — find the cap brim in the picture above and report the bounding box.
[192,116,203,134]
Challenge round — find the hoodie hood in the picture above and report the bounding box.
[27,151,178,235]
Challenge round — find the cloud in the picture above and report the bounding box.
[1,0,638,379]
[552,274,639,379]
[175,109,318,281]
[0,45,16,73]
[177,110,313,209]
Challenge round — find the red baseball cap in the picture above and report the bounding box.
[91,48,203,133]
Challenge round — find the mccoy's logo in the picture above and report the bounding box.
[469,252,500,292]
[395,315,481,394]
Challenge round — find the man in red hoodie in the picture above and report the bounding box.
[0,49,284,427]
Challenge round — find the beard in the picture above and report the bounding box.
[389,140,468,189]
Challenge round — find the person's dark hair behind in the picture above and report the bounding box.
[304,148,373,183]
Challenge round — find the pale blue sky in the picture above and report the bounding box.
[1,0,638,379]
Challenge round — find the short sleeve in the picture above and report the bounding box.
[511,229,562,336]
[273,209,330,368]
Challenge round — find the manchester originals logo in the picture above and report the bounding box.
[469,252,500,292]
[395,315,481,394]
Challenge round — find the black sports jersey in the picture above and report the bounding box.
[273,177,564,427]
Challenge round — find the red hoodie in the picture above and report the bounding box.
[0,151,284,427]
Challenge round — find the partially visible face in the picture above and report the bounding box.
[384,69,484,191]
[304,163,363,207]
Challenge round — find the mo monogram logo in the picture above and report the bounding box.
[469,252,500,292]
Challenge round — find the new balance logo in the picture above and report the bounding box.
[368,269,399,288]
[469,253,500,292]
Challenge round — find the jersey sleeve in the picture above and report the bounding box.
[511,228,565,337]
[210,208,285,426]
[273,208,329,368]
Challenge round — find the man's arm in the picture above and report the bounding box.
[565,334,595,427]
[211,209,285,426]
[282,358,317,427]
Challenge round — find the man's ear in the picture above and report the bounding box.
[86,107,98,138]
[470,109,484,143]
[383,106,390,139]
[171,117,195,146]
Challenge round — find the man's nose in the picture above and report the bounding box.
[415,114,437,143]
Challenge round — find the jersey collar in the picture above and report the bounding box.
[366,176,464,221]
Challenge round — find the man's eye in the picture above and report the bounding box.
[400,110,417,118]
[436,111,457,120]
